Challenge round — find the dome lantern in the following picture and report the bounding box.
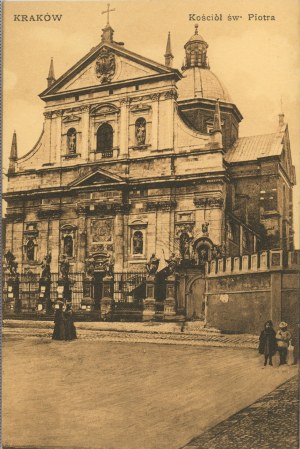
[182,24,209,70]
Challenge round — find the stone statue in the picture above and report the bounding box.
[202,222,209,234]
[41,253,52,281]
[60,254,70,280]
[4,250,18,276]
[67,130,76,154]
[146,254,160,275]
[103,252,114,276]
[85,256,96,278]
[135,119,146,145]
[164,252,179,276]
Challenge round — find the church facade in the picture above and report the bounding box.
[4,21,297,324]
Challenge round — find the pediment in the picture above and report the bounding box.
[63,114,81,123]
[69,168,125,188]
[40,43,180,99]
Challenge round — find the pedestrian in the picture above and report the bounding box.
[52,301,66,340]
[258,320,277,366]
[276,322,292,365]
[64,303,77,341]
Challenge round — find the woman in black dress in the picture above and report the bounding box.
[64,304,77,340]
[258,320,277,366]
[52,301,66,340]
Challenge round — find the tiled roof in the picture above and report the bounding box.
[225,130,284,163]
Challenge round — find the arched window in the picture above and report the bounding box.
[63,235,73,257]
[67,128,77,154]
[26,240,35,261]
[97,123,113,156]
[133,231,143,255]
[135,118,146,145]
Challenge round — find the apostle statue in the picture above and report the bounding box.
[146,254,160,275]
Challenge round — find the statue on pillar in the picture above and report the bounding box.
[85,256,96,279]
[146,253,160,275]
[4,250,18,278]
[164,252,179,276]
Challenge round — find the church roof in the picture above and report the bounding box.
[178,67,231,102]
[225,130,284,163]
[40,41,181,99]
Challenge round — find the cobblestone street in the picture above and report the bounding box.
[182,376,299,449]
[3,329,298,449]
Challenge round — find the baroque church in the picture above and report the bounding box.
[4,16,297,321]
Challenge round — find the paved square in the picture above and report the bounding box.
[3,337,297,449]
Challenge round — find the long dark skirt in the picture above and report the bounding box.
[64,311,77,340]
[52,310,66,340]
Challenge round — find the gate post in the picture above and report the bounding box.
[143,275,156,321]
[164,274,177,320]
[100,275,114,321]
[7,277,20,313]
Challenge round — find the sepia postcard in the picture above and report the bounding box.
[2,1,300,448]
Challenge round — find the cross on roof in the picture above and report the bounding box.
[102,3,116,26]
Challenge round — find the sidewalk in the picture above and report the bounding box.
[181,375,299,449]
[3,319,259,348]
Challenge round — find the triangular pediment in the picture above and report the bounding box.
[69,168,126,188]
[40,43,181,99]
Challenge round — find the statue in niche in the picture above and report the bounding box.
[103,252,114,276]
[202,222,209,234]
[67,128,76,154]
[133,230,143,254]
[85,256,96,279]
[198,246,209,266]
[146,254,160,275]
[135,118,146,145]
[179,233,192,260]
[41,253,52,281]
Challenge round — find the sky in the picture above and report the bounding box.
[3,0,300,246]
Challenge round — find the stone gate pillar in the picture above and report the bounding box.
[143,275,156,321]
[164,274,177,319]
[100,275,114,321]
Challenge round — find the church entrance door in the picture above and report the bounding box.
[186,276,206,320]
[93,271,105,310]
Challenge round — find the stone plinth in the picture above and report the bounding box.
[37,279,52,314]
[143,275,156,321]
[100,276,114,320]
[6,277,20,313]
[164,274,177,319]
[57,278,72,303]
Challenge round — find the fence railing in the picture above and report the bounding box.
[2,271,147,313]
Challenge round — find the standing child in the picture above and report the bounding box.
[276,322,292,365]
[258,320,277,366]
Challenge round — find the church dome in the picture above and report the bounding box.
[178,25,232,103]
[178,67,232,102]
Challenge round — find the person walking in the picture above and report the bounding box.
[52,301,66,340]
[258,320,277,366]
[276,322,292,365]
[64,303,77,341]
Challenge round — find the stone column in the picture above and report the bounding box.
[80,105,90,161]
[77,207,87,272]
[120,98,129,157]
[114,210,124,272]
[54,110,63,164]
[101,275,114,321]
[43,111,53,164]
[143,275,156,321]
[164,274,177,320]
[151,94,160,150]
